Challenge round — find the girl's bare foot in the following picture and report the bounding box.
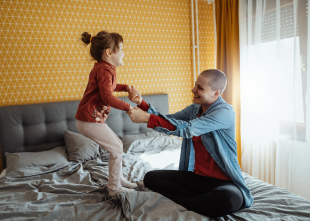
[109,187,135,197]
[121,181,138,189]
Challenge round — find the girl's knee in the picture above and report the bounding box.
[109,143,123,159]
[118,142,123,153]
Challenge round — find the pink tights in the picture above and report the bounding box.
[76,120,126,190]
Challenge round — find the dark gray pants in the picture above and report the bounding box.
[144,170,243,217]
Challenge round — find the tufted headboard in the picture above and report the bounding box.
[0,94,169,169]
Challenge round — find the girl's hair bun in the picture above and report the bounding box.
[80,30,123,61]
[81,32,92,45]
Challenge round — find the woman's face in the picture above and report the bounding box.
[191,75,219,106]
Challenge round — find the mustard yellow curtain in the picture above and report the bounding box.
[215,0,241,167]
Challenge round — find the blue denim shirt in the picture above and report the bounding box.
[147,96,253,208]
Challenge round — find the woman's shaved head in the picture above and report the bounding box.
[200,69,227,95]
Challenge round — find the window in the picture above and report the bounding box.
[247,0,308,141]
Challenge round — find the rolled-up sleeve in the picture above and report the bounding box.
[148,105,234,138]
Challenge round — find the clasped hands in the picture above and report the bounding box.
[126,86,150,124]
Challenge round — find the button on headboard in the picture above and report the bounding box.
[0,94,169,169]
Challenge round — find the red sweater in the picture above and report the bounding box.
[138,100,232,181]
[75,60,130,123]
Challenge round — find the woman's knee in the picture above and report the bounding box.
[143,170,158,187]
[215,185,244,216]
[227,192,243,214]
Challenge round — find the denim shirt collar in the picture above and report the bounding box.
[195,96,224,118]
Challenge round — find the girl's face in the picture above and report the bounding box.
[110,42,125,67]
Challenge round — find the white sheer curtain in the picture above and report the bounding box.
[239,0,310,200]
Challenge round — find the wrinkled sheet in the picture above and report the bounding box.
[220,173,310,221]
[1,136,310,220]
[0,137,212,221]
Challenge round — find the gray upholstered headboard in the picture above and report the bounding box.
[0,94,169,169]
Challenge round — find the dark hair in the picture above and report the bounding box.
[80,30,123,61]
[200,69,227,95]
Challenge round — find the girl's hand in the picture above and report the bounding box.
[126,107,150,123]
[128,86,142,105]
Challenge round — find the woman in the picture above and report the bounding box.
[126,69,253,217]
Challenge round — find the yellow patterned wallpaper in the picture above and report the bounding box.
[196,1,216,74]
[0,0,215,170]
[0,0,215,111]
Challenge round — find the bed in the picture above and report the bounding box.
[0,94,310,221]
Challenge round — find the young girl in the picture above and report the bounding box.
[75,30,138,197]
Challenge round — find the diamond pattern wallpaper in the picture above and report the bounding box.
[0,0,215,111]
[0,0,215,170]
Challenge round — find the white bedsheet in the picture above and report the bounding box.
[126,136,182,170]
[140,148,181,170]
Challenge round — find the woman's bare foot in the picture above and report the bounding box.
[109,187,135,197]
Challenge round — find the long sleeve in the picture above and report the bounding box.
[137,99,176,131]
[137,100,150,112]
[145,103,195,122]
[147,104,235,138]
[165,105,195,121]
[115,84,129,92]
[148,114,176,131]
[96,68,130,111]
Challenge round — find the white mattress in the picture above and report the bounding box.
[0,169,6,178]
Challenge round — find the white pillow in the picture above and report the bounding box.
[127,135,182,154]
[120,131,168,153]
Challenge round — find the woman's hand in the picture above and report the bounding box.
[126,107,150,123]
[127,86,142,105]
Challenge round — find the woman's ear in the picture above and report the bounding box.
[214,90,221,98]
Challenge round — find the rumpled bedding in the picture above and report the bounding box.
[1,136,310,221]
